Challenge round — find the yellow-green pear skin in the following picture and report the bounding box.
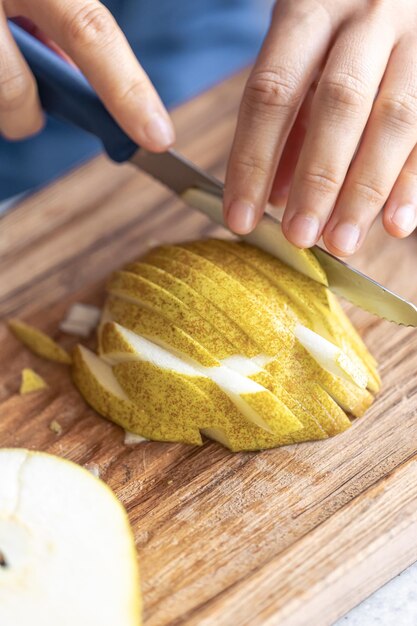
[72,239,379,452]
[102,322,303,439]
[216,240,380,391]
[72,345,202,445]
[104,296,218,367]
[19,368,48,394]
[9,319,72,364]
[144,245,370,423]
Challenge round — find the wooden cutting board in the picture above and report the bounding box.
[1,71,417,626]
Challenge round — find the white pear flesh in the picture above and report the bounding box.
[294,324,368,389]
[108,324,299,434]
[0,449,140,626]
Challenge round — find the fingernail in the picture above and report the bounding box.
[287,213,320,248]
[145,113,175,149]
[330,222,360,254]
[391,203,416,233]
[227,200,257,234]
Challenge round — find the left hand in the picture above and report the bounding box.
[224,0,417,256]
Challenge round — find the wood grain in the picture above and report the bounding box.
[1,70,417,626]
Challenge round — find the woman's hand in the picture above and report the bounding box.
[0,0,175,150]
[224,0,417,255]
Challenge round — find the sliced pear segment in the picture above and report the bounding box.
[143,245,368,432]
[105,323,302,436]
[72,344,202,445]
[74,238,378,451]
[0,448,141,626]
[294,324,368,389]
[108,273,236,360]
[181,188,327,284]
[144,245,293,356]
[9,319,71,364]
[104,296,218,367]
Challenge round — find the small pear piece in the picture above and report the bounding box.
[19,369,48,395]
[0,448,141,626]
[9,319,71,364]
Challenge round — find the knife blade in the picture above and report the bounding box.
[133,149,417,327]
[11,22,417,327]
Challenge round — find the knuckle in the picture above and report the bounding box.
[351,178,386,206]
[245,67,302,113]
[319,72,368,112]
[233,154,270,179]
[299,165,341,196]
[0,72,33,112]
[377,92,417,132]
[65,3,116,48]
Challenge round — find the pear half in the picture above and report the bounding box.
[0,449,140,626]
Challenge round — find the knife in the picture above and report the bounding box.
[10,22,417,327]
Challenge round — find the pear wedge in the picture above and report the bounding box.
[184,240,369,390]
[216,240,379,391]
[72,344,202,444]
[104,296,218,367]
[181,187,328,283]
[0,448,141,626]
[143,246,369,430]
[104,323,303,438]
[9,319,71,364]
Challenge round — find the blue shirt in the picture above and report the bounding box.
[0,0,272,200]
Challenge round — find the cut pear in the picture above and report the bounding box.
[181,188,327,284]
[144,245,370,419]
[9,319,71,364]
[218,241,380,391]
[293,324,368,389]
[72,344,202,444]
[124,255,341,440]
[73,239,378,451]
[104,296,218,367]
[0,448,140,626]
[19,368,48,394]
[105,323,302,438]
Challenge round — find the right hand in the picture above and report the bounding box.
[0,0,175,149]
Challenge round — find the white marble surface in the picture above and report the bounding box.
[335,560,417,625]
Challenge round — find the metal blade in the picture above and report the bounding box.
[130,148,417,327]
[131,148,223,197]
[312,247,417,326]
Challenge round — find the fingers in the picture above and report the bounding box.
[324,36,417,255]
[0,7,43,139]
[383,144,417,238]
[269,86,313,207]
[224,0,337,234]
[282,17,394,248]
[17,0,174,151]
